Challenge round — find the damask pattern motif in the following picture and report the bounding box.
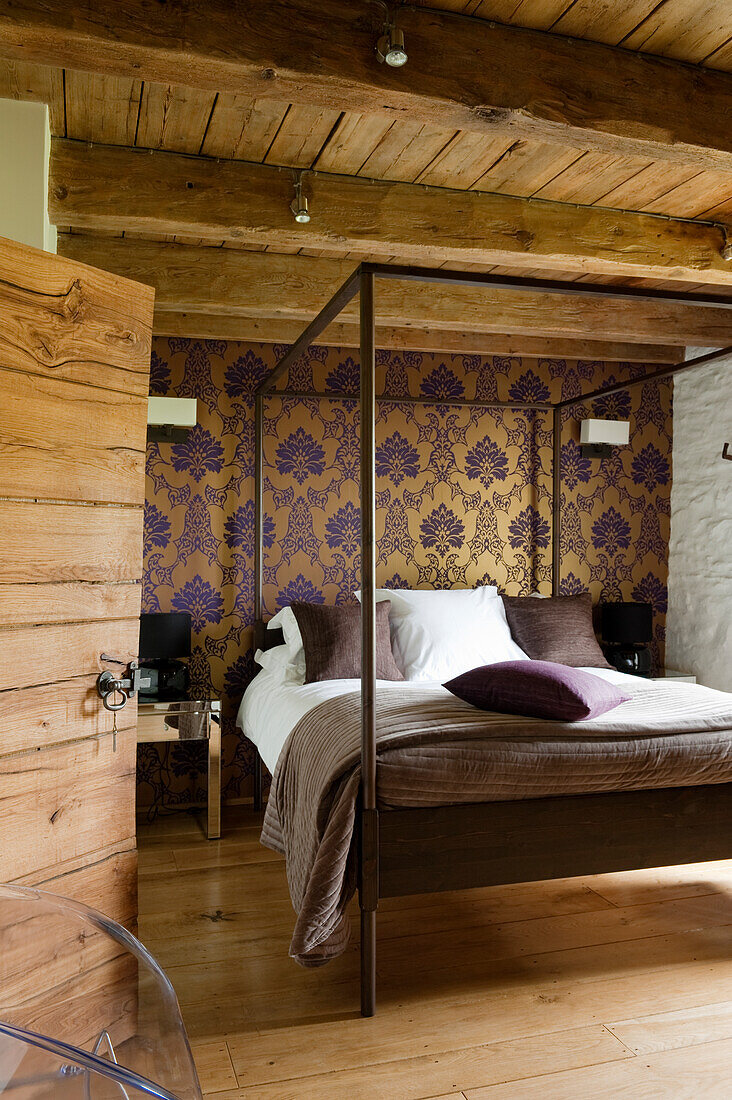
[140,340,672,811]
[375,432,420,485]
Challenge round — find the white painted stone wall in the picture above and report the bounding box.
[0,98,56,252]
[666,348,732,690]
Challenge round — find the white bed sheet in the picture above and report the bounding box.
[237,665,640,775]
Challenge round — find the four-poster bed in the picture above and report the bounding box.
[250,262,732,1016]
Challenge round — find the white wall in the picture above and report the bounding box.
[0,98,56,252]
[666,348,732,690]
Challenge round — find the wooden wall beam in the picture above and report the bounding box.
[59,235,732,346]
[152,310,682,364]
[50,140,732,287]
[4,2,732,169]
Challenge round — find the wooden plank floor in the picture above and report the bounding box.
[137,807,732,1098]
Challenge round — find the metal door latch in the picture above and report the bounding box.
[96,661,143,712]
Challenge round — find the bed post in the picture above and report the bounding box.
[359,266,379,1017]
[253,391,264,812]
[552,405,561,596]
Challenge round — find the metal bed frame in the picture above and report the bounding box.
[252,262,732,1016]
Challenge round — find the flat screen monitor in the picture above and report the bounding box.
[139,613,192,660]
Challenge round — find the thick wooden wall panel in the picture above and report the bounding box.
[0,366,147,504]
[0,677,137,756]
[2,847,137,1003]
[13,838,136,890]
[0,732,136,882]
[0,232,151,1028]
[44,846,137,917]
[2,840,140,1055]
[11,952,139,1051]
[0,234,153,394]
[0,501,143,584]
[0,618,139,690]
[0,581,142,628]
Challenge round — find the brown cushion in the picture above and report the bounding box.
[290,601,404,683]
[501,593,612,669]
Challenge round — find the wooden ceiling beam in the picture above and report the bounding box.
[58,234,732,346]
[50,140,732,287]
[152,311,682,363]
[4,2,732,169]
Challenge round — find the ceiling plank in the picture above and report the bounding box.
[135,83,217,154]
[263,103,342,169]
[64,72,140,145]
[57,234,732,346]
[620,0,732,65]
[4,1,732,170]
[314,113,395,175]
[152,310,683,363]
[201,95,288,160]
[50,140,732,287]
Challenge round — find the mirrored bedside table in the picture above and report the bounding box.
[137,699,222,839]
[652,669,697,684]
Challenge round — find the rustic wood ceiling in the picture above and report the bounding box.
[420,1,732,70]
[2,0,732,356]
[6,60,731,224]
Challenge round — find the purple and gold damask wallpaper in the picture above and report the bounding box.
[140,338,672,810]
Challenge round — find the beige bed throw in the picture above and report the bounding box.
[260,680,732,966]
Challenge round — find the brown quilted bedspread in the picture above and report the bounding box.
[260,680,732,966]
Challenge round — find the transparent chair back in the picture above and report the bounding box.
[0,884,202,1099]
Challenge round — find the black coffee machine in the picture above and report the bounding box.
[138,612,191,700]
[600,601,653,677]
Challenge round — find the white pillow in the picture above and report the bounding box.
[356,586,528,681]
[266,607,307,680]
[255,642,305,684]
[268,606,303,655]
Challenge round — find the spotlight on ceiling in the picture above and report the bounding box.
[374,2,407,68]
[376,24,408,67]
[290,175,310,223]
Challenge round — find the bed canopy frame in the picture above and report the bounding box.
[252,262,732,1016]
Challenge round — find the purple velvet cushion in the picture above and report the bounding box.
[444,660,631,722]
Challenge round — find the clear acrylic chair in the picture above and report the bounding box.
[0,884,202,1099]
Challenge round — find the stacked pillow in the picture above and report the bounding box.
[501,593,611,669]
[356,585,528,681]
[263,601,403,684]
[260,588,610,697]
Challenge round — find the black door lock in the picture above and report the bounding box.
[96,661,145,712]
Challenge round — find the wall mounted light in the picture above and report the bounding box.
[579,418,630,459]
[375,3,408,67]
[147,397,198,444]
[291,175,310,223]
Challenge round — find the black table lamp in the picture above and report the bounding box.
[600,602,653,677]
[139,613,192,699]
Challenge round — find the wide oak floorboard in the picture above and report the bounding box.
[137,807,732,1097]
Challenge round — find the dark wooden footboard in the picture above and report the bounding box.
[377,783,732,898]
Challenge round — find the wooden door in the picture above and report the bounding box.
[0,235,153,961]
